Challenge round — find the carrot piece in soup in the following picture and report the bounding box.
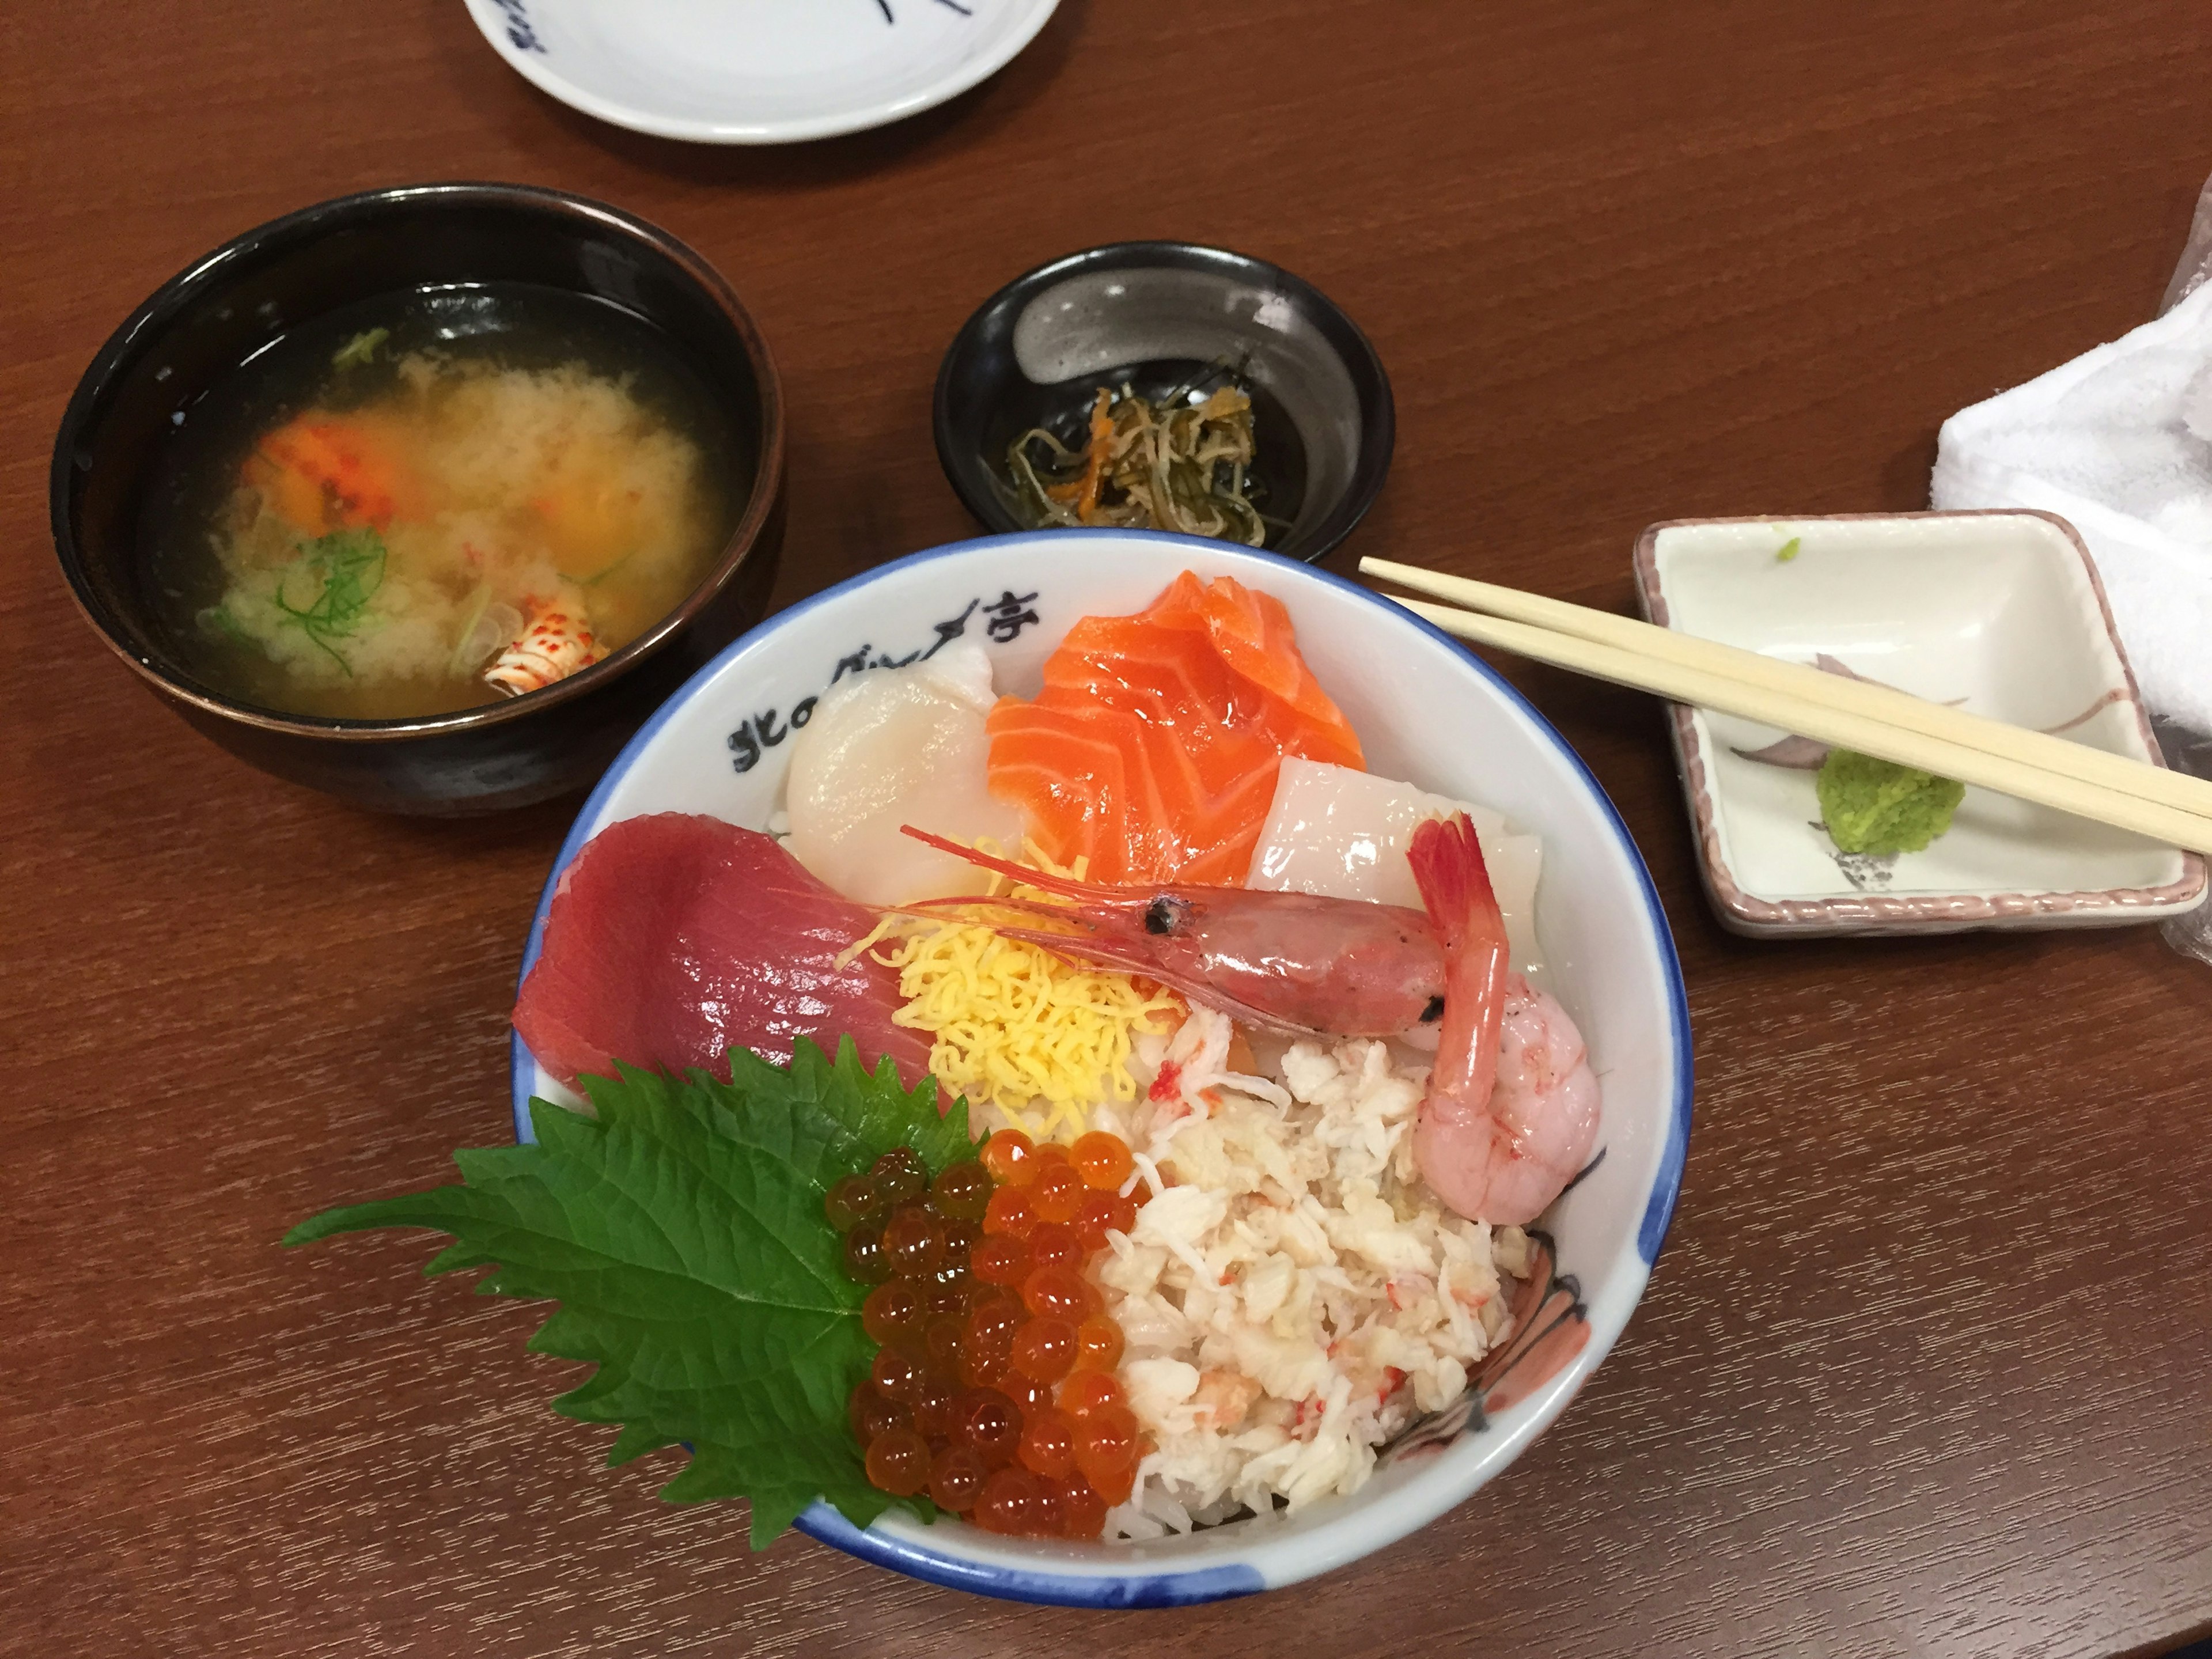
[243,417,411,535]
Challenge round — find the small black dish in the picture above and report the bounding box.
[50,182,786,817]
[933,241,1394,564]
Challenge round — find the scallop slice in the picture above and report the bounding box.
[1246,757,1547,983]
[784,638,1025,907]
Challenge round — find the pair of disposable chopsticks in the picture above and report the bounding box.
[1358,556,2212,857]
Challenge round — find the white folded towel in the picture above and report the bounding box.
[1931,277,2212,737]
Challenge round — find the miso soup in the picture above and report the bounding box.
[142,283,744,720]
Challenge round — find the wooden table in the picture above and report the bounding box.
[6,3,2210,1654]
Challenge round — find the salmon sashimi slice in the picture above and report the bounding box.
[986,572,1366,886]
[987,700,1285,887]
[513,813,931,1089]
[1132,569,1363,743]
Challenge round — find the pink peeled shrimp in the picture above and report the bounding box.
[892,825,1446,1037]
[1407,812,1601,1227]
[482,591,605,698]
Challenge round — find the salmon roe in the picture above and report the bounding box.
[826,1129,1147,1538]
[1073,1314,1124,1373]
[1028,1222,1082,1272]
[1057,1370,1123,1421]
[1029,1164,1086,1225]
[997,1370,1055,1420]
[1010,1317,1077,1384]
[980,1128,1037,1187]
[1070,1131,1134,1191]
[1075,1190,1138,1253]
[981,1185,1036,1239]
[1017,1408,1078,1480]
[972,1233,1030,1286]
[1055,1476,1108,1539]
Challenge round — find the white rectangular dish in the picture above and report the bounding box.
[1633,510,2206,937]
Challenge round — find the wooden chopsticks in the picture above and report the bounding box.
[1357,556,2212,857]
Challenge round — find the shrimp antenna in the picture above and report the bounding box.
[887,893,1099,932]
[896,825,1147,908]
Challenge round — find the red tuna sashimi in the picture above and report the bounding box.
[513,813,931,1089]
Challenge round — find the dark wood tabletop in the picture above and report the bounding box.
[7,2,2212,1654]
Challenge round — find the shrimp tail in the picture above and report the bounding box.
[1406,812,1499,955]
[1408,813,1508,1095]
[1408,813,1513,1219]
[483,589,604,698]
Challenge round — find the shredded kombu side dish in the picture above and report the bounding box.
[1007,375,1268,547]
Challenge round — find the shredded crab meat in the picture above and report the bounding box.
[1091,1006,1534,1538]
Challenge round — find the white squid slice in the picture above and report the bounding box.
[1246,758,1547,984]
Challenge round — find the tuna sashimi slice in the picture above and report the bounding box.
[513,812,931,1089]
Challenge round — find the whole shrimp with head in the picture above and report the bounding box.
[893,826,1447,1037]
[1406,812,1601,1227]
[894,817,1601,1225]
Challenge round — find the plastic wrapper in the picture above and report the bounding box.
[2156,175,2212,964]
[2159,172,2212,316]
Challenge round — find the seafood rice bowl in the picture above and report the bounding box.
[511,529,1690,1604]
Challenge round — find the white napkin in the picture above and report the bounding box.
[1930,276,2212,737]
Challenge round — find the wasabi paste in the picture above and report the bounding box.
[1816,748,1965,855]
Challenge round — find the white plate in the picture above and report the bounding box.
[1634,510,2208,937]
[464,0,1060,145]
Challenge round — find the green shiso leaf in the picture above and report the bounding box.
[1816,747,1966,854]
[285,1036,976,1547]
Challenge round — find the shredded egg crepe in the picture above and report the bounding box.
[842,842,1179,1138]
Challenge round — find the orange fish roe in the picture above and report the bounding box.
[1070,1131,1134,1191]
[828,1128,1147,1539]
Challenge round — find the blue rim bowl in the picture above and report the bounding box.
[510,529,1691,1605]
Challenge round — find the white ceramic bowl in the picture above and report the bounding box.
[463,0,1059,145]
[510,530,1692,1605]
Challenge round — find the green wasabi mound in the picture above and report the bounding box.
[1816,748,1965,855]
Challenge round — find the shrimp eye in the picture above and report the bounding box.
[1144,897,1190,936]
[1419,995,1446,1023]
